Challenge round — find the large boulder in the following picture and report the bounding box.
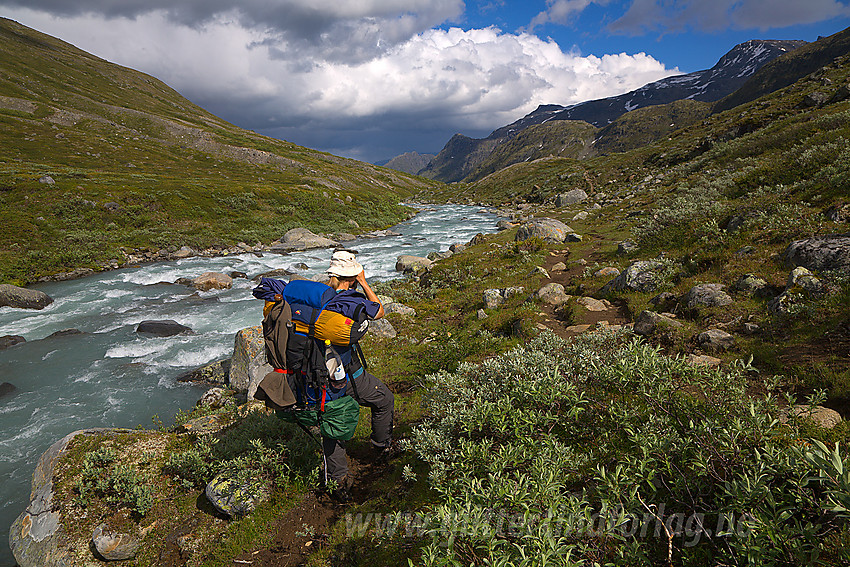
[516,218,575,243]
[136,320,192,337]
[782,235,850,273]
[0,381,17,399]
[396,255,432,273]
[192,272,233,291]
[0,284,53,310]
[683,284,733,309]
[600,261,667,294]
[229,326,271,400]
[790,405,842,429]
[10,428,131,567]
[555,189,588,207]
[272,228,338,252]
[536,283,570,306]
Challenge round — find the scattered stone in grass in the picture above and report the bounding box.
[537,283,570,305]
[576,297,608,312]
[477,309,488,320]
[633,310,683,336]
[684,284,733,309]
[732,274,768,296]
[594,267,620,278]
[685,354,722,367]
[552,262,567,272]
[697,329,735,351]
[564,324,591,333]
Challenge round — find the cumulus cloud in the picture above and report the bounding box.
[1,0,466,64]
[3,6,676,160]
[611,0,850,34]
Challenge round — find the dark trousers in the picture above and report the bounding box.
[323,371,394,482]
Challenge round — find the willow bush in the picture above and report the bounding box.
[407,330,850,566]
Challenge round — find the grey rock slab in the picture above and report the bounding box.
[92,524,140,561]
[192,271,233,291]
[633,310,682,336]
[0,284,53,310]
[395,255,432,272]
[229,326,271,399]
[782,235,850,273]
[369,318,397,338]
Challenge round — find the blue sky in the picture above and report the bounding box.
[2,1,849,162]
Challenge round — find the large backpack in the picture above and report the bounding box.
[253,278,362,441]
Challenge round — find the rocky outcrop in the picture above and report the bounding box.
[192,271,233,291]
[136,320,192,337]
[1,335,25,349]
[177,358,231,385]
[782,235,850,273]
[684,284,733,309]
[271,228,338,252]
[229,326,271,400]
[516,218,575,243]
[10,428,133,567]
[0,284,53,310]
[600,260,667,294]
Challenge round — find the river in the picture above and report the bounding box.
[0,204,499,566]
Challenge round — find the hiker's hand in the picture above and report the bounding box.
[355,269,367,285]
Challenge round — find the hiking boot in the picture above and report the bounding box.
[375,440,403,463]
[328,477,352,503]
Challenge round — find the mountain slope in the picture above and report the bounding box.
[421,38,805,184]
[0,18,438,283]
[383,151,435,174]
[715,26,850,112]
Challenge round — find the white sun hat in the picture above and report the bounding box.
[327,250,362,277]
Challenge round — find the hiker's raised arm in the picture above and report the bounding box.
[355,270,384,319]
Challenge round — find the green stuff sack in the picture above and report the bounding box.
[275,395,360,441]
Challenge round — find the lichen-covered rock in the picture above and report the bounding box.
[552,262,567,272]
[787,266,826,296]
[600,260,666,294]
[205,474,268,518]
[684,284,733,309]
[192,272,233,291]
[229,326,271,400]
[396,255,433,273]
[0,284,54,310]
[782,235,850,273]
[617,241,638,255]
[484,289,504,309]
[92,524,140,561]
[197,387,234,410]
[767,291,800,315]
[732,273,769,296]
[516,218,575,243]
[178,358,231,385]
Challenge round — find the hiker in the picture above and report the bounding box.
[323,250,396,494]
[253,250,396,501]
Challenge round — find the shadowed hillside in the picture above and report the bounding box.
[0,18,438,283]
